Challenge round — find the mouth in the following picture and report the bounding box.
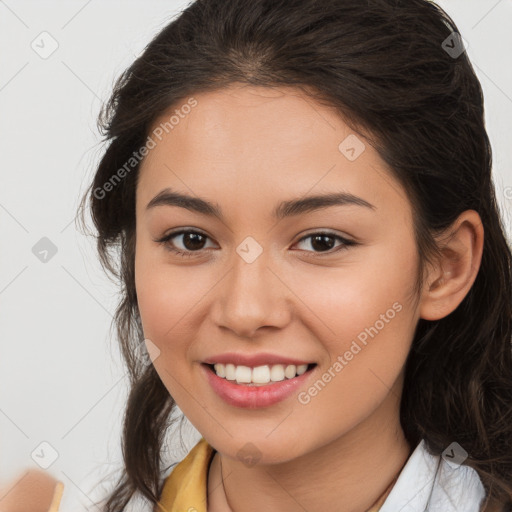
[201,360,319,408]
[202,362,317,386]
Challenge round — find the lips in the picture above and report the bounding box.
[201,361,317,408]
[202,351,314,367]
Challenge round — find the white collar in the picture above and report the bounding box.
[60,438,487,512]
[380,439,486,511]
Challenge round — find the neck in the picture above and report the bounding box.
[207,385,412,512]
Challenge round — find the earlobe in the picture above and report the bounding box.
[419,210,484,321]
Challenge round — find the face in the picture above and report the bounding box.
[134,84,422,463]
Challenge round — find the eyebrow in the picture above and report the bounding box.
[146,187,376,220]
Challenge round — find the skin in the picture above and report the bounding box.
[0,469,60,512]
[134,83,484,512]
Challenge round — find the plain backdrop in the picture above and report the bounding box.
[1,0,511,509]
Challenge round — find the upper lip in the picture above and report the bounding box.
[203,352,314,367]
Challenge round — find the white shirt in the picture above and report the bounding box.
[59,438,486,511]
[380,439,486,511]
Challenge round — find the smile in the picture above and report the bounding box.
[208,362,314,385]
[201,362,318,408]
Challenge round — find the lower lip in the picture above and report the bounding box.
[201,363,316,409]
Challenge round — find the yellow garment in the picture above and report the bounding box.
[48,481,65,512]
[156,438,396,512]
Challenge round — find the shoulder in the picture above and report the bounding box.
[380,439,487,512]
[157,437,215,511]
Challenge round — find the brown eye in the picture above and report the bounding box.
[294,232,357,254]
[177,232,207,251]
[156,229,216,257]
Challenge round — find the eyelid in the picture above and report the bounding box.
[293,230,357,253]
[155,227,211,243]
[295,228,353,242]
[155,228,358,257]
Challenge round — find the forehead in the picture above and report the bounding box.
[137,84,411,219]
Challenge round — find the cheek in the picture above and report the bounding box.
[289,237,419,370]
[134,250,199,400]
[292,267,416,437]
[134,242,215,362]
[135,242,183,342]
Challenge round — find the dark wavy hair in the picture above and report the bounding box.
[78,0,512,509]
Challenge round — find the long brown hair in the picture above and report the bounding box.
[79,0,512,509]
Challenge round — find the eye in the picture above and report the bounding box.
[155,229,216,258]
[293,231,358,255]
[155,229,358,258]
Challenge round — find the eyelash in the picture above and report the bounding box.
[155,229,358,258]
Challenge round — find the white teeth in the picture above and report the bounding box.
[225,363,236,380]
[269,364,285,382]
[296,364,308,375]
[210,363,311,384]
[252,365,271,384]
[214,363,225,378]
[235,365,252,383]
[284,365,297,379]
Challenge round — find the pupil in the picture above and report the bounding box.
[182,234,335,252]
[184,233,205,250]
[311,235,334,252]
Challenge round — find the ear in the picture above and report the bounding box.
[419,210,484,321]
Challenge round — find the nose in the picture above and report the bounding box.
[211,250,292,339]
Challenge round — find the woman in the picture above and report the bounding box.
[40,0,512,510]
